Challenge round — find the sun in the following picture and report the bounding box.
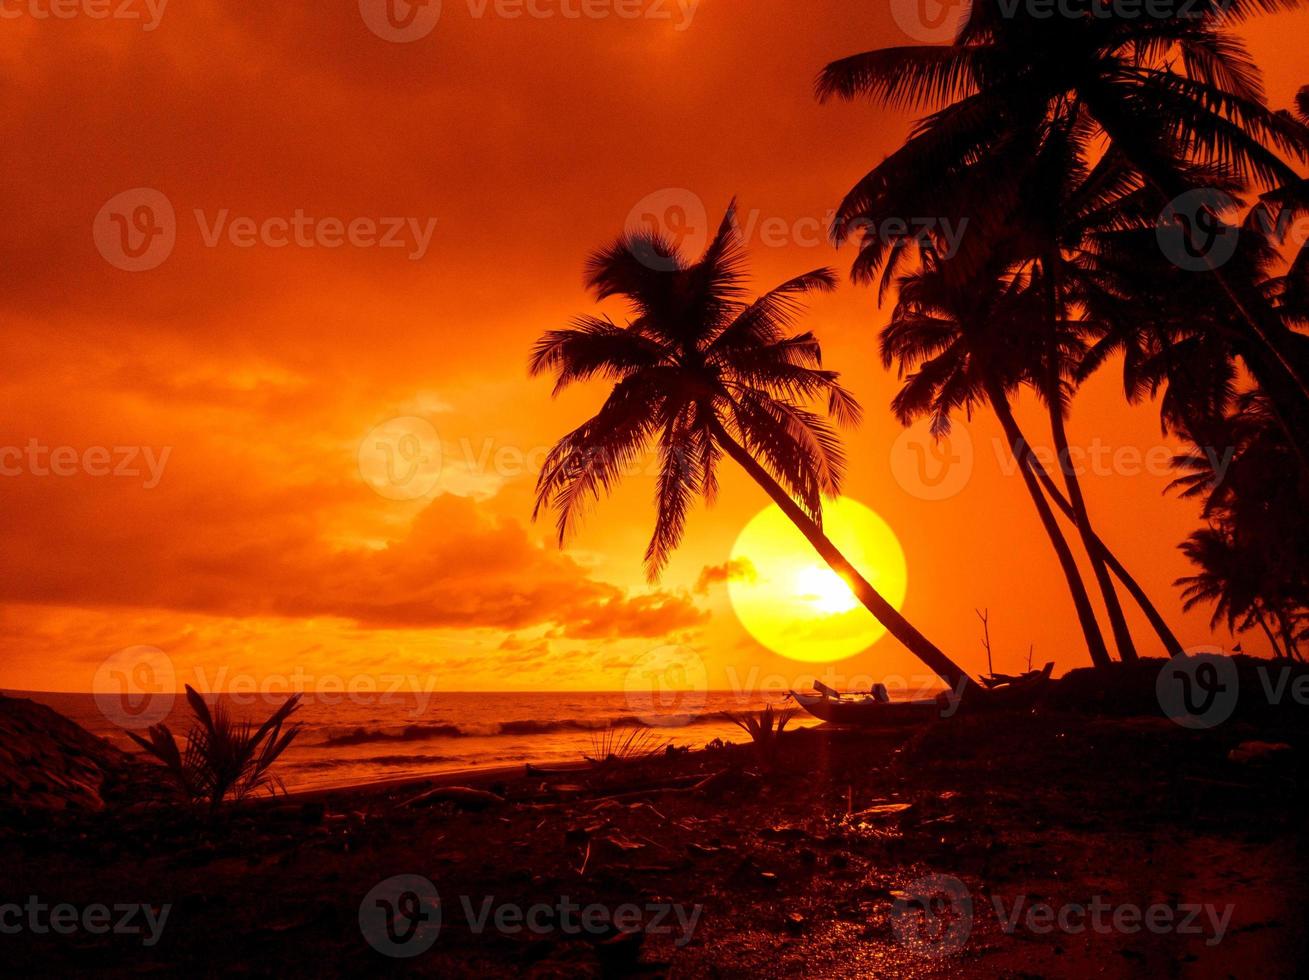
[727,497,908,663]
[793,565,859,615]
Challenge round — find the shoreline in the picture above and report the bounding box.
[4,680,1308,976]
[277,759,597,802]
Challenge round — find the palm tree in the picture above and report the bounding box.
[1012,121,1154,661]
[838,106,1185,660]
[1176,527,1269,645]
[817,0,1309,459]
[1171,390,1309,659]
[884,247,1114,667]
[530,205,974,693]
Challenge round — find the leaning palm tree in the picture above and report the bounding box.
[884,247,1113,667]
[530,205,973,693]
[817,0,1309,459]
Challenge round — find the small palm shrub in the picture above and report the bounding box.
[127,685,303,809]
[727,704,796,767]
[585,726,669,766]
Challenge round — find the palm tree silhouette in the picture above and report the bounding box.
[884,248,1113,667]
[817,1,1309,461]
[531,205,974,692]
[1172,391,1308,660]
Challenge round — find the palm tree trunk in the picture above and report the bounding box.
[1277,611,1301,664]
[1040,256,1139,663]
[709,420,975,695]
[1028,460,1184,657]
[1045,402,1140,662]
[1255,609,1285,660]
[983,377,1114,669]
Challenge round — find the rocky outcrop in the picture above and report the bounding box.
[0,693,131,812]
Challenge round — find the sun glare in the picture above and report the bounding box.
[727,497,909,663]
[794,564,859,615]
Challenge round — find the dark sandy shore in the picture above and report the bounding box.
[2,665,1307,978]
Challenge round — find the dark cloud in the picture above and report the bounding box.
[694,557,757,594]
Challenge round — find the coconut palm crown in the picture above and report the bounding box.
[530,204,859,581]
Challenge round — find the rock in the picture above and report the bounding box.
[1228,741,1293,764]
[849,803,914,821]
[400,786,506,810]
[593,927,645,970]
[0,696,132,813]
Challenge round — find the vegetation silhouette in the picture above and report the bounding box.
[530,204,974,691]
[818,1,1309,660]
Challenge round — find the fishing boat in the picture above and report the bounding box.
[789,664,1055,727]
[787,680,945,726]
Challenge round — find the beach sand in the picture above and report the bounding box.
[3,690,1306,978]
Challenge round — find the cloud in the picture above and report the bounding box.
[0,480,704,639]
[694,557,757,594]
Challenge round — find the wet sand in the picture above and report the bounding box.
[3,693,1306,978]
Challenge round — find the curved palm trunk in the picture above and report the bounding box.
[1255,609,1286,660]
[710,421,975,695]
[1048,403,1139,661]
[983,377,1113,669]
[1277,612,1301,663]
[1028,460,1184,657]
[1040,257,1139,663]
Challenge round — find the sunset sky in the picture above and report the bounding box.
[3,1,1306,696]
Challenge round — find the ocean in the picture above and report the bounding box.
[8,689,827,794]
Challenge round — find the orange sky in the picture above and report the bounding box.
[2,2,1305,695]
